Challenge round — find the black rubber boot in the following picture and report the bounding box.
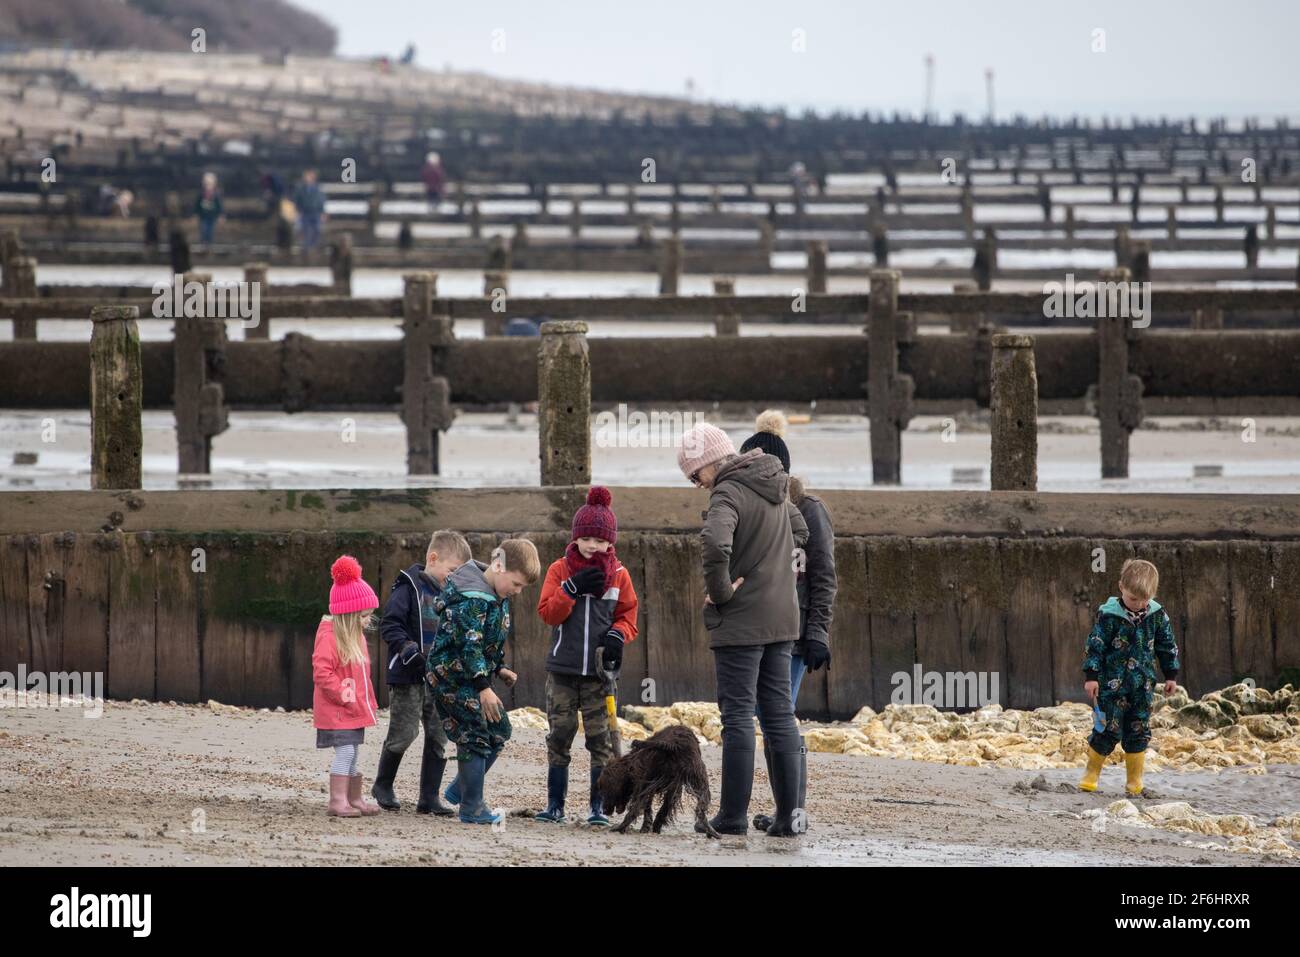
[797,734,808,823]
[765,745,805,837]
[415,737,455,816]
[696,745,754,835]
[588,765,610,826]
[752,740,775,832]
[535,765,568,823]
[371,748,403,811]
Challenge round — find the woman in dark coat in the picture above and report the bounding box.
[677,422,809,836]
[741,410,838,831]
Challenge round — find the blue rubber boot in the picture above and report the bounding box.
[445,749,499,806]
[587,765,610,826]
[534,765,569,823]
[457,755,502,825]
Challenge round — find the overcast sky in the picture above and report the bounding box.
[295,0,1298,120]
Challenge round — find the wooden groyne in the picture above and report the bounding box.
[2,487,1297,719]
[4,279,1299,482]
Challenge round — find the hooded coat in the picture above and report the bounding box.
[699,450,807,649]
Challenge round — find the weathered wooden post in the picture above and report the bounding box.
[1113,224,1132,269]
[871,222,889,266]
[1166,206,1177,240]
[1214,186,1225,224]
[990,334,1038,491]
[0,228,21,295]
[513,220,529,253]
[659,237,682,295]
[1244,225,1259,269]
[1129,239,1151,284]
[243,263,270,339]
[1191,306,1224,330]
[538,320,591,486]
[468,201,483,239]
[568,200,582,239]
[866,270,915,484]
[90,305,143,489]
[758,221,775,261]
[1266,204,1277,240]
[401,272,454,474]
[173,273,229,474]
[330,232,353,294]
[63,188,81,229]
[483,269,508,337]
[973,230,997,291]
[806,240,828,294]
[713,277,739,336]
[9,256,37,339]
[949,279,981,334]
[1096,267,1144,479]
[1064,205,1075,239]
[960,187,975,238]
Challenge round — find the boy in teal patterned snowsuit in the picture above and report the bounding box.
[425,540,539,824]
[1079,559,1180,797]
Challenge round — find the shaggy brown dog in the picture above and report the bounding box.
[597,725,720,838]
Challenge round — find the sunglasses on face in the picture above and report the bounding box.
[690,469,703,487]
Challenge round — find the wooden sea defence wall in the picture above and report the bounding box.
[2,488,1298,720]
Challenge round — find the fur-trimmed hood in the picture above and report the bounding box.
[789,475,807,505]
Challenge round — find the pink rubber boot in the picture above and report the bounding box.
[348,774,381,816]
[328,774,361,817]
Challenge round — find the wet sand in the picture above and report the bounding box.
[1,698,1294,866]
[3,410,1297,492]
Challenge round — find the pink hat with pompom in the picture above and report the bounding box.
[329,555,379,614]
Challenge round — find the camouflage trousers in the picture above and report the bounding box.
[545,672,614,769]
[380,682,448,760]
[432,677,512,761]
[1087,683,1154,756]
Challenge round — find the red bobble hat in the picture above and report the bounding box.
[571,486,618,545]
[328,555,379,615]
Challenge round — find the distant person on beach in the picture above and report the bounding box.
[677,424,809,837]
[426,540,539,825]
[259,169,286,217]
[789,161,811,203]
[312,555,382,818]
[421,152,446,210]
[400,43,417,65]
[370,530,472,815]
[194,172,223,248]
[739,410,837,833]
[293,169,327,253]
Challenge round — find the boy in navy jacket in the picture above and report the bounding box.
[371,530,472,814]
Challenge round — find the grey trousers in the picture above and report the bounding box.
[713,641,800,754]
[381,682,448,760]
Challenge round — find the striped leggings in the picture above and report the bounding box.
[329,744,361,776]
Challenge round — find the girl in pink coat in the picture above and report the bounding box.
[313,555,382,817]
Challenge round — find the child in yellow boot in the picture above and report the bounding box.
[1079,559,1180,796]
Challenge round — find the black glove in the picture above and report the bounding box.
[802,641,830,673]
[563,565,605,597]
[399,640,422,665]
[598,630,624,669]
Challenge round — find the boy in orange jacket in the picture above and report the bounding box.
[535,487,638,826]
